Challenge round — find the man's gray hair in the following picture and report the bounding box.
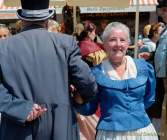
[102,22,130,43]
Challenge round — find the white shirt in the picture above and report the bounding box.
[101,56,137,80]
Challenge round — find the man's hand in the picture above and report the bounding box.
[26,104,47,122]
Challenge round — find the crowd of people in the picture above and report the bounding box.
[0,0,167,140]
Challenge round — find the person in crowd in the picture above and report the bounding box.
[138,23,163,64]
[136,24,151,50]
[0,24,11,39]
[73,21,106,140]
[15,20,23,33]
[138,0,167,127]
[76,20,106,67]
[47,19,61,33]
[73,23,84,41]
[59,21,65,33]
[96,19,108,40]
[138,22,164,137]
[75,22,158,140]
[143,24,152,38]
[0,0,98,140]
[154,1,167,126]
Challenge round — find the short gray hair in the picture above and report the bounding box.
[102,22,130,43]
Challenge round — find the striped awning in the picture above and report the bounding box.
[130,0,158,5]
[0,0,158,19]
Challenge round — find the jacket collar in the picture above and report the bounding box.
[21,24,45,32]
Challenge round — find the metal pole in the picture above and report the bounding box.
[134,0,139,58]
[73,4,76,33]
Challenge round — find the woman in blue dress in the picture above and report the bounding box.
[75,22,158,140]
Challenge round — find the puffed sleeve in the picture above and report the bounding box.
[85,50,106,66]
[144,62,156,109]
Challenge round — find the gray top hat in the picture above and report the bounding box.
[16,0,54,21]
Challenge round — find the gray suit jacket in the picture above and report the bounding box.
[0,25,97,140]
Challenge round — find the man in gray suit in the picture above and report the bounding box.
[0,0,97,140]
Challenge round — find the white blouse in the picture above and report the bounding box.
[101,56,137,80]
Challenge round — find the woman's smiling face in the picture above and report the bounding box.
[103,28,129,63]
